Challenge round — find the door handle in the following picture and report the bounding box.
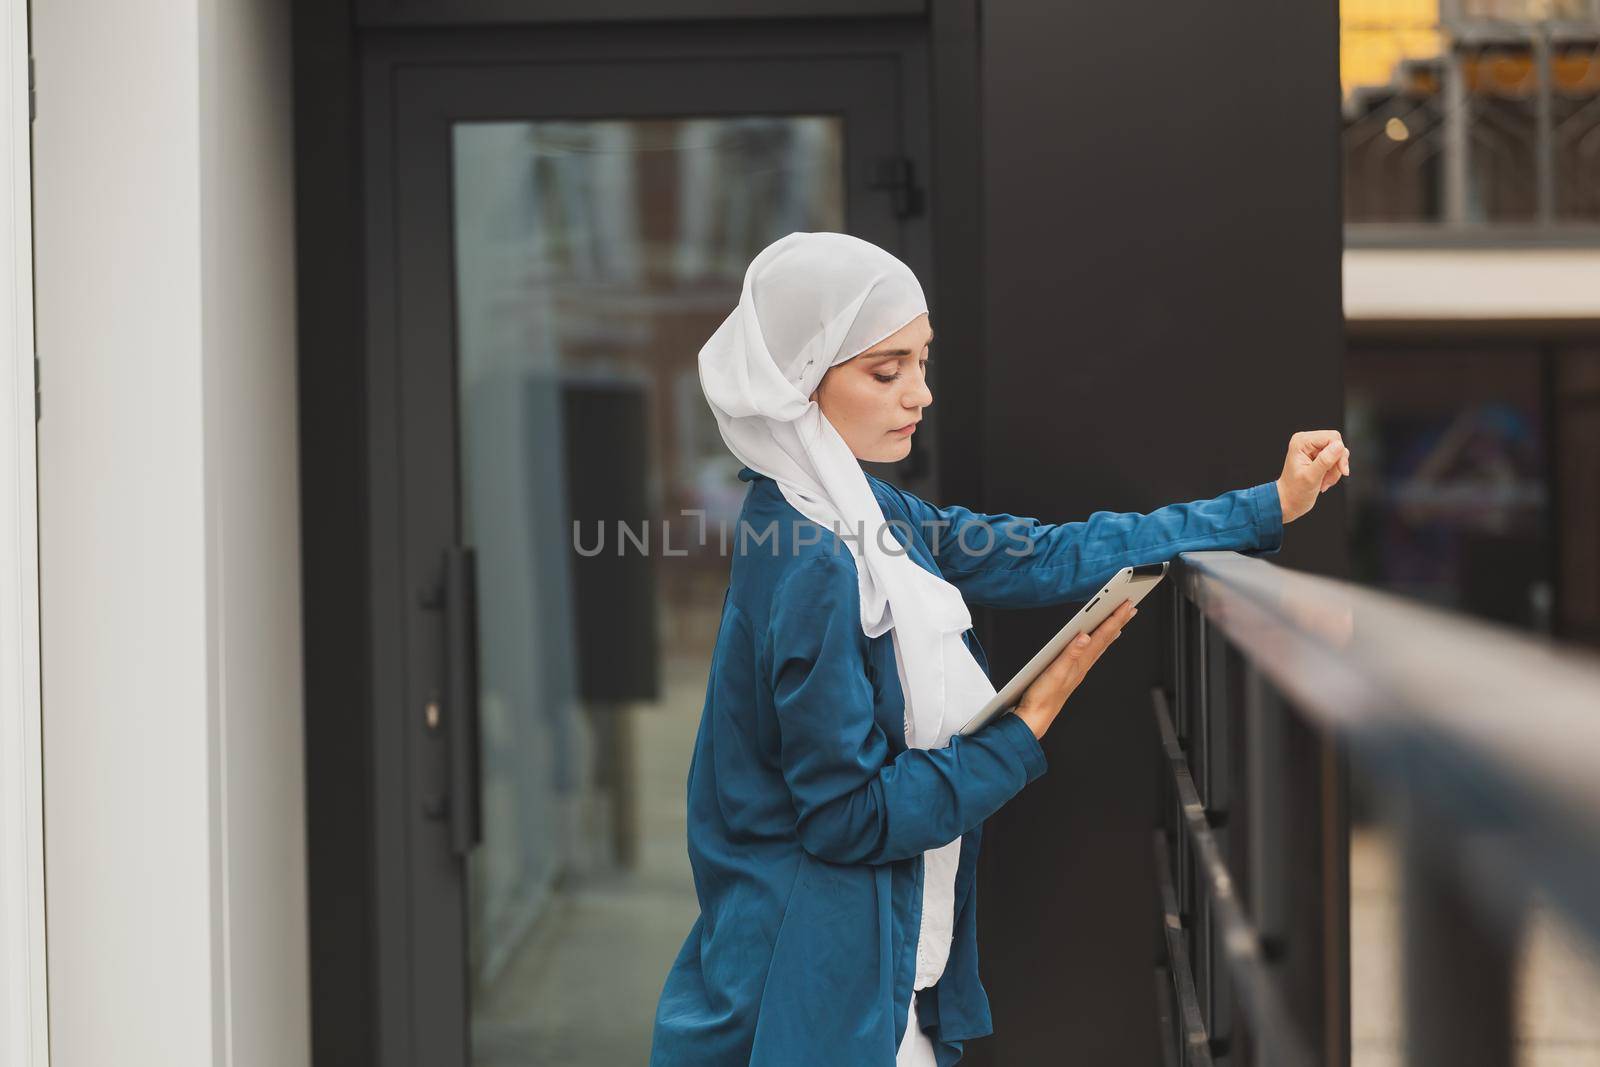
[443,547,482,856]
[420,547,483,855]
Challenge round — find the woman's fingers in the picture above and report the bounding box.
[1071,608,1133,676]
[1084,602,1136,660]
[1279,430,1353,523]
[1087,601,1134,641]
[1043,602,1135,681]
[1316,442,1345,492]
[1017,601,1140,737]
[1293,429,1343,457]
[1296,433,1351,482]
[1106,600,1137,636]
[1035,635,1087,690]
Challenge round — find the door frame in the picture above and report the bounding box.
[359,22,933,1066]
[0,0,48,1062]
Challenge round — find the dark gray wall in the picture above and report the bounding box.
[966,2,1346,1063]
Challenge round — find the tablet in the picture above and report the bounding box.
[956,562,1168,736]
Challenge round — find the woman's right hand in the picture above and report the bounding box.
[1013,600,1138,740]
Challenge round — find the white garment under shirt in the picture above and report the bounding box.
[896,989,940,1065]
[892,637,961,991]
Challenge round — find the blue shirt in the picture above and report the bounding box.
[650,469,1284,1066]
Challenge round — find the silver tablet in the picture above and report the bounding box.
[956,562,1168,736]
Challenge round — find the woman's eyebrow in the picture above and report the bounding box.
[864,336,934,360]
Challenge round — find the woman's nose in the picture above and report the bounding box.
[907,376,933,409]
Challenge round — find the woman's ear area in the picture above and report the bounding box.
[810,363,835,402]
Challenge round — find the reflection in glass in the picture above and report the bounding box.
[1345,347,1551,630]
[451,117,844,1065]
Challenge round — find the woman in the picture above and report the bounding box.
[650,232,1348,1066]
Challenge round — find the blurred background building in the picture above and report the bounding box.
[1341,0,1600,642]
[1339,4,1600,1065]
[0,1,1595,1066]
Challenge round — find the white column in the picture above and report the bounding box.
[32,0,309,1064]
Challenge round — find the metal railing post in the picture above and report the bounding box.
[1533,22,1556,225]
[1400,821,1516,1066]
[1204,635,1235,1062]
[1193,611,1214,1056]
[1243,662,1287,1064]
[1442,41,1472,224]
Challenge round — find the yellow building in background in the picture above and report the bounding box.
[1341,0,1442,97]
[1342,0,1600,107]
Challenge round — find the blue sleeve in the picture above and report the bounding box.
[885,481,1284,609]
[766,554,1047,866]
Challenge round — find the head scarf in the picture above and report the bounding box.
[699,231,996,750]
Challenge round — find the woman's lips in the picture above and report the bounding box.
[890,422,918,435]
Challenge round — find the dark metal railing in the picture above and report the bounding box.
[1154,550,1600,1067]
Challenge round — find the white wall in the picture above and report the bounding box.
[0,0,48,1063]
[32,0,308,1064]
[198,1,309,1063]
[1345,248,1600,320]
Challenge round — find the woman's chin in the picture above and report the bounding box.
[863,440,913,464]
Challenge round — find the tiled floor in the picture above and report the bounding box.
[1351,827,1600,1067]
[471,652,706,1067]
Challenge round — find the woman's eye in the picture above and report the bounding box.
[874,373,900,383]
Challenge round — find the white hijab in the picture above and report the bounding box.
[699,231,997,750]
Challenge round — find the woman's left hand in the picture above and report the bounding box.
[1276,430,1351,524]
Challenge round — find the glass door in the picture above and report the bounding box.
[453,115,847,1067]
[369,41,928,1067]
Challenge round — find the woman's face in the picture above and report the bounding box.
[811,314,933,463]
